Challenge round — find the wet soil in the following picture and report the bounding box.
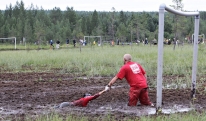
[0,72,206,120]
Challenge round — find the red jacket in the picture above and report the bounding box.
[72,93,100,107]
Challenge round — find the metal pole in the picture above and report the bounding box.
[101,36,103,48]
[191,15,200,100]
[156,3,200,113]
[156,4,165,111]
[15,37,16,49]
[131,30,132,49]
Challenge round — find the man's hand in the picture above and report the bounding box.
[104,85,111,91]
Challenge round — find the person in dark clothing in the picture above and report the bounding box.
[145,38,148,44]
[117,39,120,45]
[66,38,69,47]
[73,39,76,47]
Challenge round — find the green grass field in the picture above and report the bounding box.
[1,44,206,76]
[1,43,206,88]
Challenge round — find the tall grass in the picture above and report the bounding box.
[1,44,206,77]
[0,42,49,50]
[15,110,206,121]
[1,44,206,89]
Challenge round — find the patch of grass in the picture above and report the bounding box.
[140,110,206,121]
[1,44,206,85]
[14,110,206,121]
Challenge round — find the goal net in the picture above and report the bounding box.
[84,36,102,46]
[0,37,16,49]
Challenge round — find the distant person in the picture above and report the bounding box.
[98,40,101,46]
[142,40,145,45]
[56,40,60,49]
[117,39,120,45]
[168,39,171,45]
[176,40,179,46]
[73,39,76,47]
[83,40,87,46]
[50,39,54,49]
[54,88,109,108]
[111,40,114,46]
[66,38,69,47]
[136,39,140,44]
[79,39,83,45]
[145,38,148,44]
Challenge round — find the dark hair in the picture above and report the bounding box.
[83,93,91,97]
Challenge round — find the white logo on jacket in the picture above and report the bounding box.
[129,63,140,74]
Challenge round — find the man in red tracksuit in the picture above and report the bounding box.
[55,89,107,108]
[106,54,153,106]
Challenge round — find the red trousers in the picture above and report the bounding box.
[128,87,152,106]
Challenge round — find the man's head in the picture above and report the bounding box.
[83,93,91,97]
[123,54,132,64]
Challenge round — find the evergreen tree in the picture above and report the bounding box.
[0,0,205,47]
[91,10,99,31]
[0,10,3,23]
[3,21,10,37]
[109,7,116,40]
[34,20,46,43]
[65,7,77,31]
[50,7,62,24]
[170,0,184,50]
[116,22,127,41]
[86,17,92,35]
[147,17,155,32]
[63,19,72,39]
[81,17,87,34]
[9,25,17,38]
[16,18,24,41]
[119,11,126,25]
[0,26,4,38]
[4,4,13,20]
[24,19,34,43]
[99,12,109,37]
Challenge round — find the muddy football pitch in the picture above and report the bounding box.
[0,72,206,120]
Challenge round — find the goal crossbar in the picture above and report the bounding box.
[84,36,102,45]
[157,3,199,110]
[0,37,16,49]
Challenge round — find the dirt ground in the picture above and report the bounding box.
[0,72,206,120]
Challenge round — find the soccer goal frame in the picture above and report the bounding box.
[0,37,16,49]
[157,3,199,110]
[192,34,205,44]
[84,36,102,46]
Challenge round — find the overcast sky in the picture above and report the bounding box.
[0,0,205,12]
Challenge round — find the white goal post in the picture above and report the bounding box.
[84,36,102,46]
[157,3,199,110]
[0,37,16,49]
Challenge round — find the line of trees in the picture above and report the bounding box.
[0,0,206,44]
